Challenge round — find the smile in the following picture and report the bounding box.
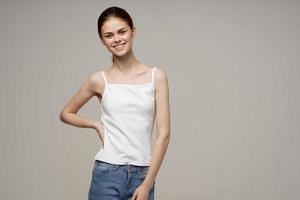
[113,43,126,49]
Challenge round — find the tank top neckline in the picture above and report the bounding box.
[101,67,157,87]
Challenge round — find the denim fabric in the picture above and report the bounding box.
[88,160,155,200]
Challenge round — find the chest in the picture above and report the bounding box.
[100,84,155,114]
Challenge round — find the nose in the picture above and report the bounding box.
[113,34,121,43]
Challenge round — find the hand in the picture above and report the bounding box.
[131,184,151,200]
[93,121,105,145]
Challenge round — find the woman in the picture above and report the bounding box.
[59,6,171,200]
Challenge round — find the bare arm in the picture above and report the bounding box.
[142,67,171,189]
[59,72,104,140]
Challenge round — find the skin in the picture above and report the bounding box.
[59,17,170,200]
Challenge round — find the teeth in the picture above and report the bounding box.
[114,43,125,48]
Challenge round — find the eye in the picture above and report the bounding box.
[120,30,126,34]
[105,35,112,38]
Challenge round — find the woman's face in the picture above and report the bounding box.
[100,17,135,57]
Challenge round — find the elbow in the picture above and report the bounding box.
[158,131,171,145]
[164,132,170,142]
[165,133,171,145]
[162,134,170,147]
[59,111,67,123]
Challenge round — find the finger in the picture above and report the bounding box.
[132,191,137,200]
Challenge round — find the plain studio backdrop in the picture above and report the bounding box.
[0,0,299,199]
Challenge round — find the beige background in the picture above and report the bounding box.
[1,0,300,199]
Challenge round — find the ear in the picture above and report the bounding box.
[132,26,136,38]
[99,38,105,45]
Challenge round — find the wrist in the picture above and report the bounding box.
[141,180,154,190]
[90,120,98,129]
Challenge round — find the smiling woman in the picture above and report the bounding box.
[59,6,171,200]
[98,7,136,63]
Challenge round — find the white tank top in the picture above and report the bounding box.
[94,67,157,166]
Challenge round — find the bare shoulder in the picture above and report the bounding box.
[85,70,105,97]
[153,67,169,97]
[89,71,102,84]
[154,67,169,87]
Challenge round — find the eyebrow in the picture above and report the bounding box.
[103,27,127,35]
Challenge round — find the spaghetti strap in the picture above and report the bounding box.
[101,70,107,84]
[151,67,157,83]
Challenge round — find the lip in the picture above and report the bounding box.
[113,43,126,48]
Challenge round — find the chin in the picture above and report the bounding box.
[115,48,131,56]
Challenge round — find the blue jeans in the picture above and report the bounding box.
[88,160,155,200]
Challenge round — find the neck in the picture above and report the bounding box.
[112,50,140,74]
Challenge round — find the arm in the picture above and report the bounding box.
[142,68,171,189]
[59,72,104,140]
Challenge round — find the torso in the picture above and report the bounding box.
[94,65,157,166]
